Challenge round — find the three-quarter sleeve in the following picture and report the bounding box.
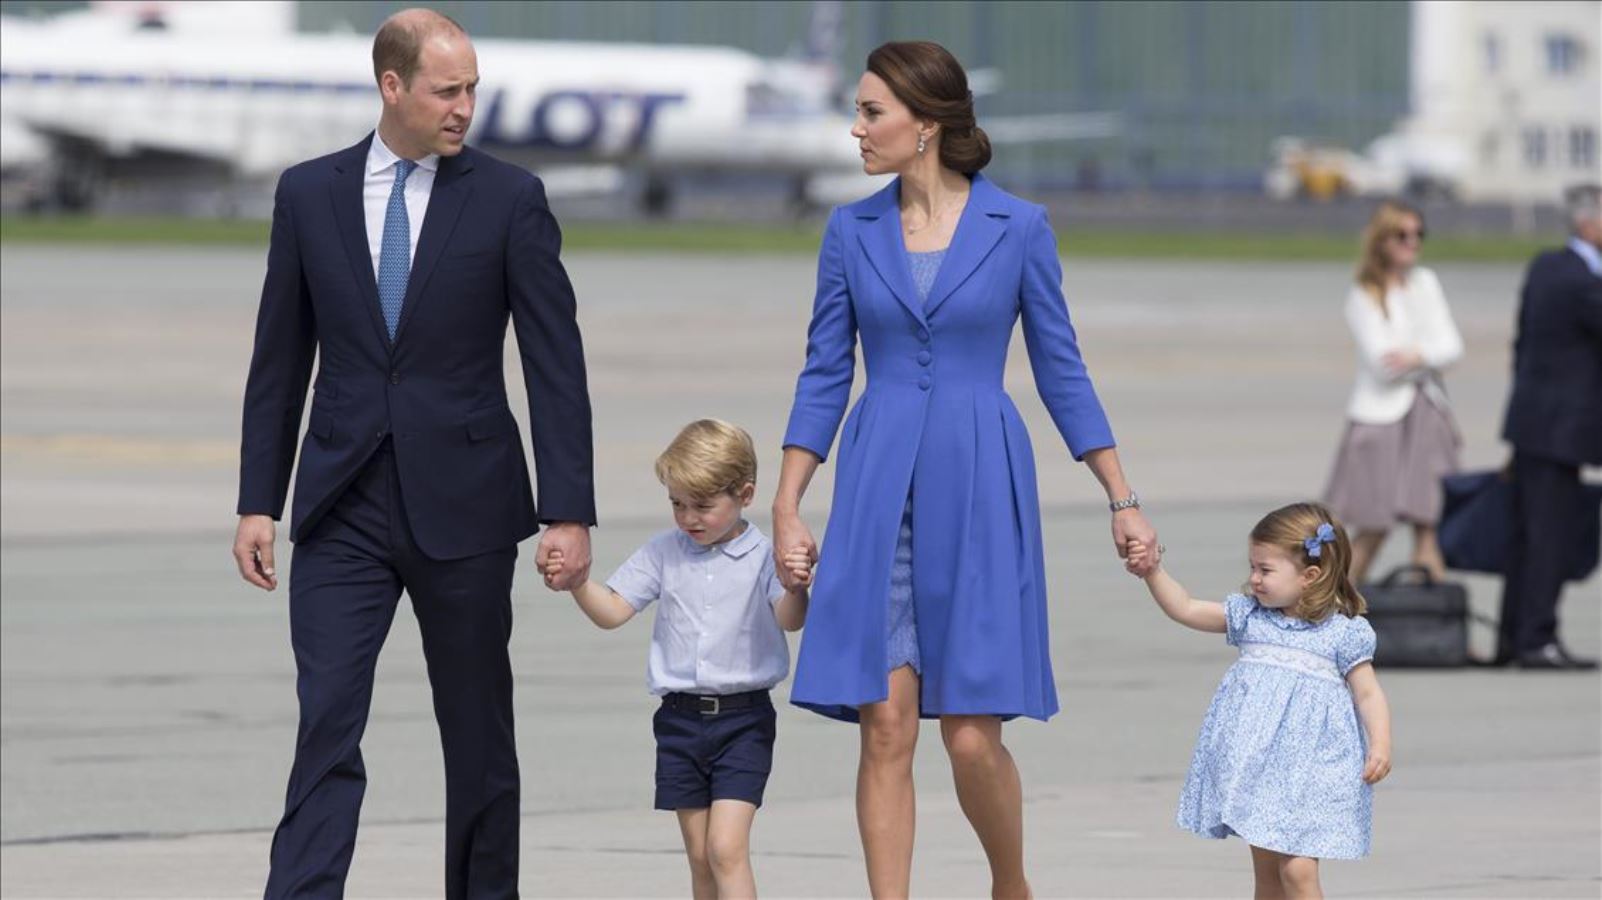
[782,208,858,461]
[1018,205,1114,459]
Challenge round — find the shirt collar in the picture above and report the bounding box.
[367,129,440,177]
[680,521,764,559]
[1567,236,1602,277]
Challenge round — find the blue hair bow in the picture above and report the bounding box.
[1304,523,1336,558]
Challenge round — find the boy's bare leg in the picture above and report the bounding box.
[675,808,716,900]
[706,799,759,898]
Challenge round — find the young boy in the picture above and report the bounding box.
[541,419,812,899]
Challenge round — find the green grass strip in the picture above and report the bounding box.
[0,215,1554,262]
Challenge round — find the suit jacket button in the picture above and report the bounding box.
[917,350,932,366]
[918,375,931,390]
[389,372,401,385]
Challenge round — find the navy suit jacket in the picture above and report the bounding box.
[237,135,595,559]
[1500,245,1602,467]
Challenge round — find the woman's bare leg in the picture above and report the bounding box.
[940,715,1029,899]
[1410,522,1447,581]
[857,666,922,899]
[1349,529,1389,585]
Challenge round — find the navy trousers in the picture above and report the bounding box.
[1498,452,1586,658]
[266,443,520,899]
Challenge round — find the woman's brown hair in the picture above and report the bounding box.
[1354,199,1424,317]
[1249,501,1367,621]
[866,41,991,175]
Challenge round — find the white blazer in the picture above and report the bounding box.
[1342,266,1464,424]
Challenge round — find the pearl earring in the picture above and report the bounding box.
[917,135,927,154]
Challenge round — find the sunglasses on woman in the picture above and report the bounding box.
[1390,227,1426,244]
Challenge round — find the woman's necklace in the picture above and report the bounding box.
[903,195,967,234]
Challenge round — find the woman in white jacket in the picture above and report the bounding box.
[1325,199,1463,584]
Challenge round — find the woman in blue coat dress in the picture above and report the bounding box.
[771,42,1160,899]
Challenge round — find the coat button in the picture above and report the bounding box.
[375,429,387,442]
[917,328,930,342]
[917,350,932,366]
[918,375,931,390]
[389,372,401,385]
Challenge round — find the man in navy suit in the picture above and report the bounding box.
[1497,183,1602,670]
[231,9,594,896]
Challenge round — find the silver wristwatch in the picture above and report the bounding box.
[1109,491,1140,513]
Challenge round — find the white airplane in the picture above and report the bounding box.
[0,0,1121,214]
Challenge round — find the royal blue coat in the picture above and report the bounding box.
[783,174,1115,722]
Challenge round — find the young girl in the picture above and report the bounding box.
[1126,501,1392,899]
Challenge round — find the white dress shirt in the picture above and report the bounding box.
[364,131,439,280]
[1568,235,1602,277]
[1342,266,1464,424]
[606,524,791,696]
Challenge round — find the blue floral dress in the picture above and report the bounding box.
[1177,593,1378,859]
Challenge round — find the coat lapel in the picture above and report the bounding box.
[855,180,926,327]
[392,149,475,346]
[329,134,392,350]
[923,174,1009,318]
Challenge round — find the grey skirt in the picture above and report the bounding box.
[1324,392,1461,531]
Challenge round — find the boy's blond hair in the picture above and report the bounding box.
[654,419,758,499]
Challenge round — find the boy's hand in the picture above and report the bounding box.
[782,546,815,587]
[1362,746,1392,784]
[542,549,566,589]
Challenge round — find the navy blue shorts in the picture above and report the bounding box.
[653,693,776,810]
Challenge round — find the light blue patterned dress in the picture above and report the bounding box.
[1177,593,1378,859]
[885,248,947,675]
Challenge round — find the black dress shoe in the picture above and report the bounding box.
[1515,643,1600,670]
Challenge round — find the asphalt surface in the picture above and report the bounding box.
[1,244,1597,897]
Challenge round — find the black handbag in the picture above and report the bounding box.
[1360,565,1483,668]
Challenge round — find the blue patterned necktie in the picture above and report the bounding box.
[378,158,418,340]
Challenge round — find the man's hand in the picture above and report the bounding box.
[537,522,591,591]
[233,514,278,590]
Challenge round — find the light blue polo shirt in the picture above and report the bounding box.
[606,522,791,696]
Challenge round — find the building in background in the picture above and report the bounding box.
[1406,0,1601,204]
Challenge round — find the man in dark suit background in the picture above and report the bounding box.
[231,9,594,896]
[1497,183,1602,670]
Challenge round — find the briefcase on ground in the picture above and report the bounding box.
[1360,565,1472,668]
